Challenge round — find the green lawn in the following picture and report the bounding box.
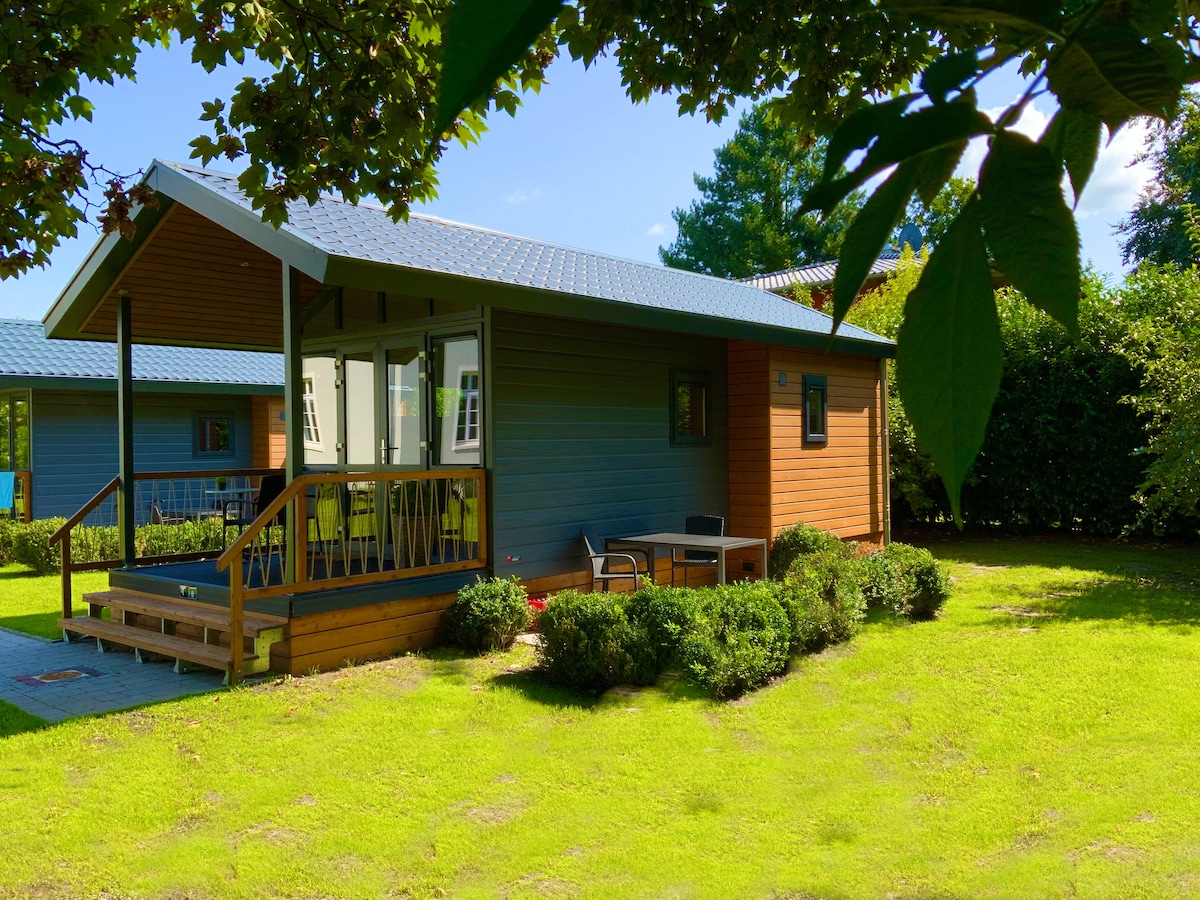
[1,537,1199,899]
[0,563,109,639]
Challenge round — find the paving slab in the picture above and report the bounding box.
[0,627,226,723]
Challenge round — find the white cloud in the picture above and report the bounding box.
[646,222,666,237]
[1074,120,1154,220]
[501,187,542,204]
[954,103,1155,223]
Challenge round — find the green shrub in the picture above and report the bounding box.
[779,549,866,651]
[858,543,951,621]
[444,575,530,653]
[137,517,224,558]
[12,518,66,574]
[72,524,119,565]
[624,583,703,670]
[678,582,792,699]
[0,518,18,565]
[768,521,846,579]
[536,590,659,690]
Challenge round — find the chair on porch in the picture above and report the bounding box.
[222,473,286,549]
[149,500,185,525]
[671,515,725,587]
[582,531,648,593]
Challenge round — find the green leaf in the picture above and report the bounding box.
[910,140,967,207]
[434,0,565,136]
[1047,25,1184,132]
[921,51,980,104]
[804,100,992,215]
[978,130,1080,336]
[896,200,1002,524]
[883,0,1061,32]
[822,97,916,184]
[1040,108,1102,203]
[830,162,918,329]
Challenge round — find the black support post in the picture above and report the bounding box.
[116,291,136,566]
[282,265,304,583]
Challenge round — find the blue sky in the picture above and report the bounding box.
[0,44,1154,321]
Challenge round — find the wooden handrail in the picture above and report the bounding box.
[215,468,484,572]
[132,467,279,481]
[49,476,120,545]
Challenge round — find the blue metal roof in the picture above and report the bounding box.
[165,161,892,349]
[742,249,904,293]
[0,318,282,386]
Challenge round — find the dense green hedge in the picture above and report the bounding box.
[0,516,230,574]
[444,576,530,653]
[535,525,947,699]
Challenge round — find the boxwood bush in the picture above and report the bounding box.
[535,590,658,690]
[779,549,867,652]
[444,575,530,653]
[860,542,950,620]
[768,520,847,579]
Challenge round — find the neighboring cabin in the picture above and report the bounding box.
[0,319,283,519]
[41,159,894,677]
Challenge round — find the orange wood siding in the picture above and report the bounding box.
[81,204,324,349]
[769,347,885,541]
[251,395,286,468]
[727,340,771,542]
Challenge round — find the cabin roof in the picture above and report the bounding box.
[0,318,281,394]
[741,249,903,294]
[44,160,893,357]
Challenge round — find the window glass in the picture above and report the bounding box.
[671,372,711,445]
[13,396,29,470]
[386,346,424,466]
[197,416,232,454]
[803,375,828,442]
[344,351,377,467]
[303,355,338,466]
[432,336,481,465]
[0,397,10,470]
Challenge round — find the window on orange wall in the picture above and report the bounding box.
[803,375,827,444]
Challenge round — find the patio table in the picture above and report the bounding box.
[607,532,768,585]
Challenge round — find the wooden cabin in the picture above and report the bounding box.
[42,159,894,682]
[0,319,283,521]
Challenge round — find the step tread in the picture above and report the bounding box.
[58,617,256,667]
[83,590,285,635]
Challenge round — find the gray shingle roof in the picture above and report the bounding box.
[165,161,891,348]
[0,318,282,385]
[741,249,903,293]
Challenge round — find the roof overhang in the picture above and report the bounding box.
[44,160,893,359]
[0,374,283,395]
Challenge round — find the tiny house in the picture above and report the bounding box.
[42,160,893,681]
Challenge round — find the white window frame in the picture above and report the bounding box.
[302,376,323,450]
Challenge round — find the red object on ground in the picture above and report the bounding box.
[526,593,548,631]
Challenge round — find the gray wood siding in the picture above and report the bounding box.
[491,311,728,580]
[30,390,254,518]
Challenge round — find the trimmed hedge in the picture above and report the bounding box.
[768,520,846,579]
[535,589,658,690]
[860,543,950,620]
[444,575,530,653]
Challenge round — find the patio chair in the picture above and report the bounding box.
[222,473,286,549]
[583,531,648,593]
[671,515,725,587]
[149,500,186,525]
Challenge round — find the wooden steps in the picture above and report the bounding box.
[60,589,285,683]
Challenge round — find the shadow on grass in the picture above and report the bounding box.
[0,611,67,641]
[983,577,1200,628]
[0,699,47,738]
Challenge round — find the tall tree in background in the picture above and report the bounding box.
[1117,94,1200,268]
[902,176,975,251]
[659,104,863,278]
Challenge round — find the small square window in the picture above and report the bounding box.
[803,375,828,443]
[671,371,711,445]
[195,415,233,456]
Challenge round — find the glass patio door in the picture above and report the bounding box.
[383,341,425,468]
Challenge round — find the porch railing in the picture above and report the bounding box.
[217,469,488,683]
[48,468,282,622]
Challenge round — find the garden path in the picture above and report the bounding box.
[0,626,225,723]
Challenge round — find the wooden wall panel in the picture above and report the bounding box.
[768,348,885,542]
[251,395,286,468]
[81,204,324,349]
[727,340,771,546]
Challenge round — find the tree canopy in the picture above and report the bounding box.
[659,105,864,279]
[1117,94,1200,268]
[6,0,1200,519]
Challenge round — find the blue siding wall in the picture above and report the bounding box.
[30,390,255,519]
[490,311,728,581]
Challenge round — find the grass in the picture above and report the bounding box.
[0,563,109,639]
[0,537,1199,898]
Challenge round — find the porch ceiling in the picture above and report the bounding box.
[71,204,323,351]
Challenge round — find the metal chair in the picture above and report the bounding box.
[222,473,286,549]
[671,515,725,587]
[582,531,648,593]
[149,500,185,525]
